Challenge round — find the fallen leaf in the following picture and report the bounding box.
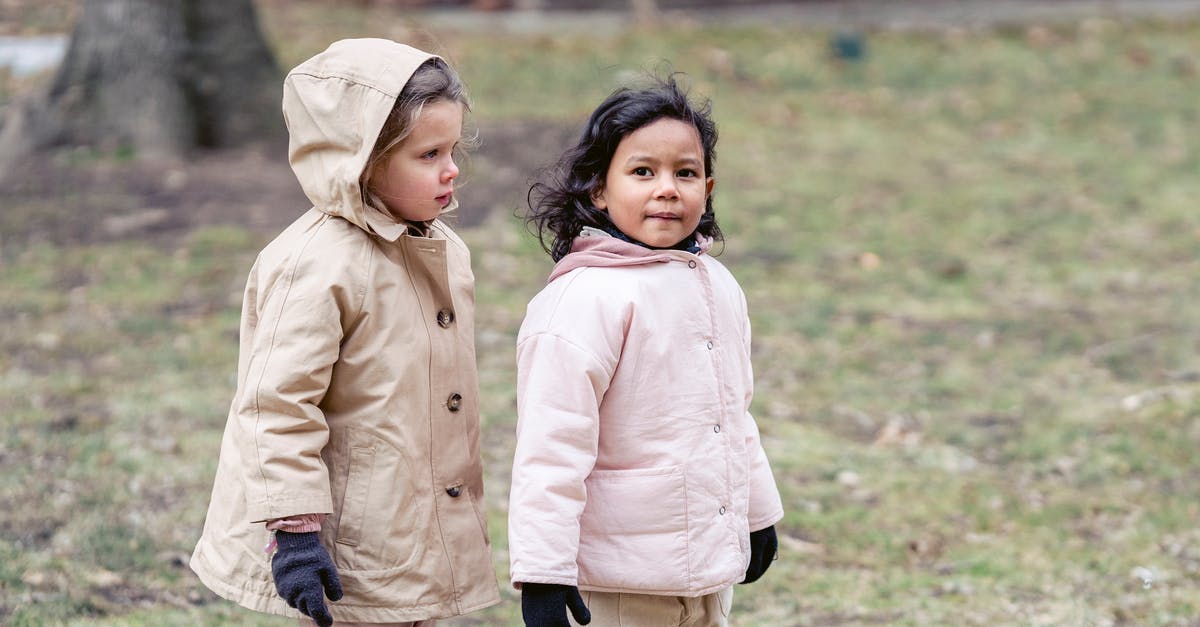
[86,568,123,587]
[779,533,825,555]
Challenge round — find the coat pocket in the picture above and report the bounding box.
[577,465,690,592]
[328,429,425,572]
[335,445,375,547]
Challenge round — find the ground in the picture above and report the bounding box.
[3,0,1200,248]
[0,118,579,247]
[4,2,1200,626]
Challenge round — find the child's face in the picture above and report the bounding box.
[592,118,714,248]
[371,99,464,223]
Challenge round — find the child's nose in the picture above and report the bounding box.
[655,176,679,199]
[444,157,459,181]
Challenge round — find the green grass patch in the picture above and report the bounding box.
[4,9,1200,625]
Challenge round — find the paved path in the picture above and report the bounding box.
[419,0,1200,34]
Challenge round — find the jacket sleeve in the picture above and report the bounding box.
[741,302,785,531]
[234,238,365,523]
[508,330,613,588]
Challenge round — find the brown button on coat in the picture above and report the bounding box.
[189,39,500,623]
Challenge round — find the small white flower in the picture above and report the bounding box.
[1131,566,1155,590]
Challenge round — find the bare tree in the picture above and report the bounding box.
[0,0,282,165]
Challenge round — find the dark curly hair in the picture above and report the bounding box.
[526,74,722,261]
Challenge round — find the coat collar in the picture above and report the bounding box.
[547,227,711,283]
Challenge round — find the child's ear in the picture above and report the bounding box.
[591,186,608,210]
[705,177,715,198]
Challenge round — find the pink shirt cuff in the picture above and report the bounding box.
[265,513,325,534]
[263,514,325,555]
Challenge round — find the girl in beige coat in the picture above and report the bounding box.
[509,77,784,627]
[190,39,500,626]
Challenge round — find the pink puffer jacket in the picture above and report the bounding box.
[508,228,784,596]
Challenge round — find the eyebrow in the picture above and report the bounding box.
[412,138,458,152]
[624,155,703,168]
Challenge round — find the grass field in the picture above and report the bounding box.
[2,4,1199,625]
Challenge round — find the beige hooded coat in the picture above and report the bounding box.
[189,39,500,623]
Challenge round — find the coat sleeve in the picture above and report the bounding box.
[234,236,365,523]
[508,328,615,588]
[741,300,785,531]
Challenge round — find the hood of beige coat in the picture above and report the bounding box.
[282,38,453,241]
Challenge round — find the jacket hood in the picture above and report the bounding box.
[547,227,712,282]
[282,38,447,241]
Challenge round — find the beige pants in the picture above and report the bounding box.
[571,587,733,627]
[296,614,436,619]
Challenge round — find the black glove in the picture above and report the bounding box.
[271,531,343,627]
[521,582,591,626]
[740,525,778,584]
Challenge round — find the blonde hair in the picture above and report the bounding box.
[361,57,473,218]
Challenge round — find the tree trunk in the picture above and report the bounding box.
[0,0,282,165]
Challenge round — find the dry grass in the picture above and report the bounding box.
[1,4,1199,626]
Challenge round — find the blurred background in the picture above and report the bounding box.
[2,0,1199,624]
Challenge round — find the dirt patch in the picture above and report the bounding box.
[0,117,578,248]
[460,118,579,224]
[1,144,297,247]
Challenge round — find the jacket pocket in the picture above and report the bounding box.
[328,429,425,572]
[336,445,375,547]
[466,485,491,546]
[577,465,690,593]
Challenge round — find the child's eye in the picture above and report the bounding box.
[677,169,697,178]
[422,149,439,159]
[632,166,652,176]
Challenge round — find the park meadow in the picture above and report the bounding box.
[1,2,1199,625]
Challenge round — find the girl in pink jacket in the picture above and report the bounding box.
[509,76,785,627]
